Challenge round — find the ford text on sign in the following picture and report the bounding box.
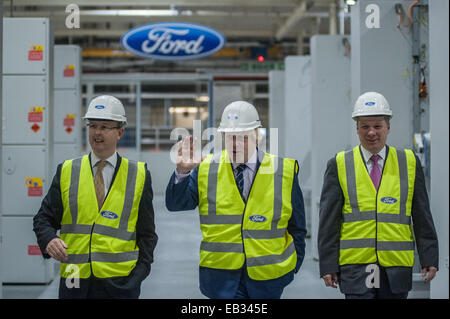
[121,22,225,60]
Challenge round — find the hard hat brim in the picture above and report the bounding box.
[352,111,392,120]
[217,122,261,133]
[83,114,127,125]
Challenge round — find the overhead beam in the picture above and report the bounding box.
[5,0,298,7]
[276,1,308,40]
[54,28,275,38]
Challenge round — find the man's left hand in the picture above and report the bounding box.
[422,266,437,284]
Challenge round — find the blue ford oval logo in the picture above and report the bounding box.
[249,215,267,223]
[365,101,376,106]
[121,22,225,60]
[95,105,105,109]
[381,197,398,204]
[100,211,119,219]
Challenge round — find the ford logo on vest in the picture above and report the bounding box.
[100,211,119,220]
[249,215,267,223]
[380,197,398,204]
[121,22,225,60]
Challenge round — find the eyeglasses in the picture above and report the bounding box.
[86,123,121,131]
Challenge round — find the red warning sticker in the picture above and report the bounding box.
[63,114,75,134]
[28,245,42,256]
[28,107,43,123]
[31,123,41,132]
[28,45,43,61]
[63,65,75,77]
[26,177,43,197]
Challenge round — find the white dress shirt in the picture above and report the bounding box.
[360,145,386,174]
[91,152,117,195]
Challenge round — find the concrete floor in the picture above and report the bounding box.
[3,195,398,299]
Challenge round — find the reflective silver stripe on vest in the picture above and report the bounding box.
[207,153,222,216]
[344,150,361,215]
[66,253,90,264]
[340,239,414,250]
[60,224,136,241]
[243,228,286,239]
[342,148,411,225]
[377,241,414,251]
[118,160,138,231]
[340,238,376,249]
[394,149,411,225]
[93,224,136,241]
[271,157,284,230]
[343,211,376,222]
[247,241,295,267]
[65,251,139,264]
[200,241,244,253]
[61,157,138,242]
[69,157,82,224]
[60,224,92,234]
[91,251,139,263]
[200,214,243,225]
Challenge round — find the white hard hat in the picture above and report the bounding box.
[217,101,262,133]
[83,95,127,125]
[352,92,392,120]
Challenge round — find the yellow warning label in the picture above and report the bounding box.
[29,106,44,113]
[30,45,44,51]
[26,177,43,188]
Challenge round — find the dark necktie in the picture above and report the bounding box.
[235,164,246,199]
[94,160,107,210]
[370,154,382,190]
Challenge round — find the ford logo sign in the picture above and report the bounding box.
[121,22,225,60]
[249,215,267,223]
[100,211,119,219]
[380,197,398,204]
[95,105,105,109]
[365,101,376,106]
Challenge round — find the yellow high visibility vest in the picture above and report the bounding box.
[197,150,298,281]
[336,146,416,267]
[59,155,146,279]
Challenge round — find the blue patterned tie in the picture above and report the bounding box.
[235,164,246,200]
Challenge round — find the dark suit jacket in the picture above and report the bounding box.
[318,145,438,294]
[33,153,158,298]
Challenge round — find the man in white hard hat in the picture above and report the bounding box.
[165,101,307,299]
[33,95,158,298]
[318,92,438,299]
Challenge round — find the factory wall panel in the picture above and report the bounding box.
[268,70,285,157]
[2,216,55,283]
[310,35,351,259]
[284,56,311,189]
[54,89,80,144]
[2,18,50,75]
[2,75,48,144]
[1,145,47,215]
[351,0,415,149]
[2,18,54,283]
[429,0,449,299]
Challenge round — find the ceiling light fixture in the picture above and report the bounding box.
[81,9,193,17]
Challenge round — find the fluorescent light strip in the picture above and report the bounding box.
[81,9,193,16]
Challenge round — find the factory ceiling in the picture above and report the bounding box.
[3,0,350,73]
